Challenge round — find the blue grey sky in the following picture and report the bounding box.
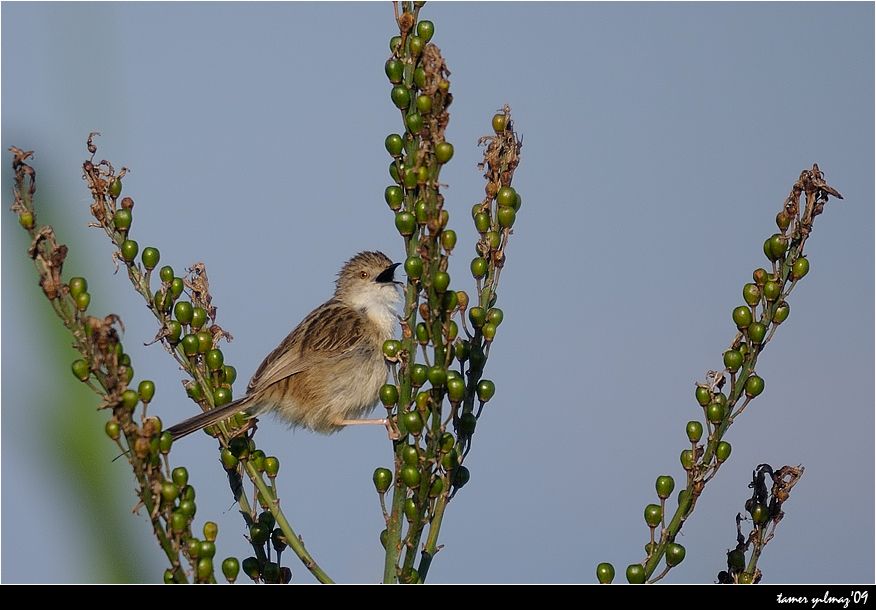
[2,2,873,583]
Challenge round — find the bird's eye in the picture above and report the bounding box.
[360,271,368,279]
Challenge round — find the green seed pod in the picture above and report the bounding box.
[453,465,470,488]
[513,193,522,211]
[715,441,732,462]
[213,387,231,407]
[446,377,465,402]
[686,420,703,443]
[141,247,160,270]
[406,112,424,134]
[470,257,488,279]
[486,308,504,327]
[428,477,444,498]
[482,322,497,341]
[435,142,454,164]
[455,339,471,362]
[18,211,34,229]
[442,290,459,313]
[172,466,189,487]
[446,320,459,341]
[747,322,766,344]
[404,256,423,279]
[395,211,416,236]
[171,511,188,533]
[401,445,418,466]
[492,113,507,134]
[695,386,711,407]
[753,267,769,286]
[749,502,769,525]
[476,379,495,402]
[403,411,423,435]
[792,257,810,280]
[680,449,694,471]
[707,402,725,424]
[385,185,404,210]
[428,366,447,387]
[383,339,402,359]
[404,498,418,522]
[742,283,761,307]
[391,85,411,109]
[496,186,517,207]
[159,481,178,503]
[242,556,260,581]
[732,305,753,329]
[158,431,173,454]
[415,323,428,344]
[206,349,224,371]
[410,363,428,387]
[666,543,686,567]
[773,301,790,324]
[432,271,450,292]
[776,210,792,231]
[196,557,213,581]
[163,569,175,584]
[727,549,746,571]
[414,66,426,89]
[113,209,132,232]
[220,448,238,470]
[190,307,208,330]
[762,280,780,301]
[474,212,491,234]
[768,234,788,260]
[401,464,421,488]
[170,277,185,300]
[458,412,477,435]
[626,564,646,584]
[385,59,404,84]
[121,389,139,411]
[723,349,743,373]
[158,265,174,283]
[223,365,238,385]
[197,331,212,354]
[744,374,764,398]
[105,420,121,440]
[408,34,424,56]
[416,19,434,42]
[497,206,516,228]
[182,333,199,356]
[441,447,459,470]
[596,562,615,584]
[415,391,430,411]
[71,359,90,382]
[109,177,123,198]
[441,230,457,253]
[469,306,486,329]
[655,475,675,499]
[644,503,662,528]
[389,35,402,54]
[166,320,182,344]
[249,450,266,472]
[417,94,433,114]
[75,291,91,312]
[69,277,88,298]
[221,557,240,583]
[379,384,399,407]
[264,456,280,477]
[120,239,138,262]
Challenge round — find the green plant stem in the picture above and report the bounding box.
[417,486,448,581]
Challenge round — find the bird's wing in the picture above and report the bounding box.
[247,300,368,393]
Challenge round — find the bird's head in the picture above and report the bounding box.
[335,251,402,322]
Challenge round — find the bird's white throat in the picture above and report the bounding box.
[348,284,401,337]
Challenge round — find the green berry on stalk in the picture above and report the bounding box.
[680,449,694,471]
[373,467,393,493]
[159,431,173,454]
[453,465,470,488]
[121,389,139,411]
[492,113,507,134]
[477,379,496,402]
[470,257,488,280]
[69,277,87,298]
[404,497,418,522]
[446,377,465,402]
[485,230,501,250]
[171,511,188,533]
[197,331,212,353]
[172,467,188,487]
[416,19,434,42]
[408,34,424,56]
[415,322,429,344]
[723,349,743,373]
[474,212,491,234]
[496,186,517,207]
[264,456,280,477]
[428,365,447,388]
[716,441,732,462]
[18,211,34,229]
[401,464,421,488]
[174,301,193,325]
[382,339,402,359]
[190,307,207,330]
[73,291,90,311]
[429,477,444,498]
[241,556,260,581]
[666,543,686,567]
[748,322,766,344]
[769,234,788,260]
[221,557,239,583]
[749,502,769,525]
[213,387,232,407]
[773,301,790,324]
[120,239,138,262]
[644,503,662,528]
[108,177,123,198]
[385,185,404,210]
[442,290,459,312]
[113,209,132,232]
[141,247,160,270]
[385,59,404,84]
[395,212,416,236]
[414,66,426,88]
[167,320,183,343]
[206,349,224,371]
[406,113,424,134]
[435,142,454,163]
[776,210,792,231]
[792,257,810,280]
[433,271,450,292]
[763,280,780,301]
[415,391,430,410]
[402,445,418,466]
[403,411,423,435]
[389,34,402,53]
[497,206,516,228]
[482,322,497,341]
[105,420,120,440]
[626,564,646,584]
[458,412,477,435]
[707,402,725,424]
[379,384,399,407]
[732,305,753,329]
[414,198,427,220]
[179,498,196,518]
[159,265,174,283]
[182,333,198,356]
[170,277,184,299]
[409,363,427,387]
[441,230,457,252]
[487,308,504,327]
[385,134,404,158]
[71,359,90,382]
[404,256,423,279]
[391,85,411,109]
[686,420,703,443]
[695,386,711,406]
[753,268,768,286]
[744,374,764,397]
[596,562,615,584]
[655,475,675,499]
[416,94,433,114]
[742,283,761,306]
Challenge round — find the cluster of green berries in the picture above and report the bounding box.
[238,510,291,583]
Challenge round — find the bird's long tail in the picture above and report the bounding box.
[167,396,255,441]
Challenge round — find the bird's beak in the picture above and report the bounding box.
[376,262,401,284]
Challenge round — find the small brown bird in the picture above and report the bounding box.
[167,251,402,440]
